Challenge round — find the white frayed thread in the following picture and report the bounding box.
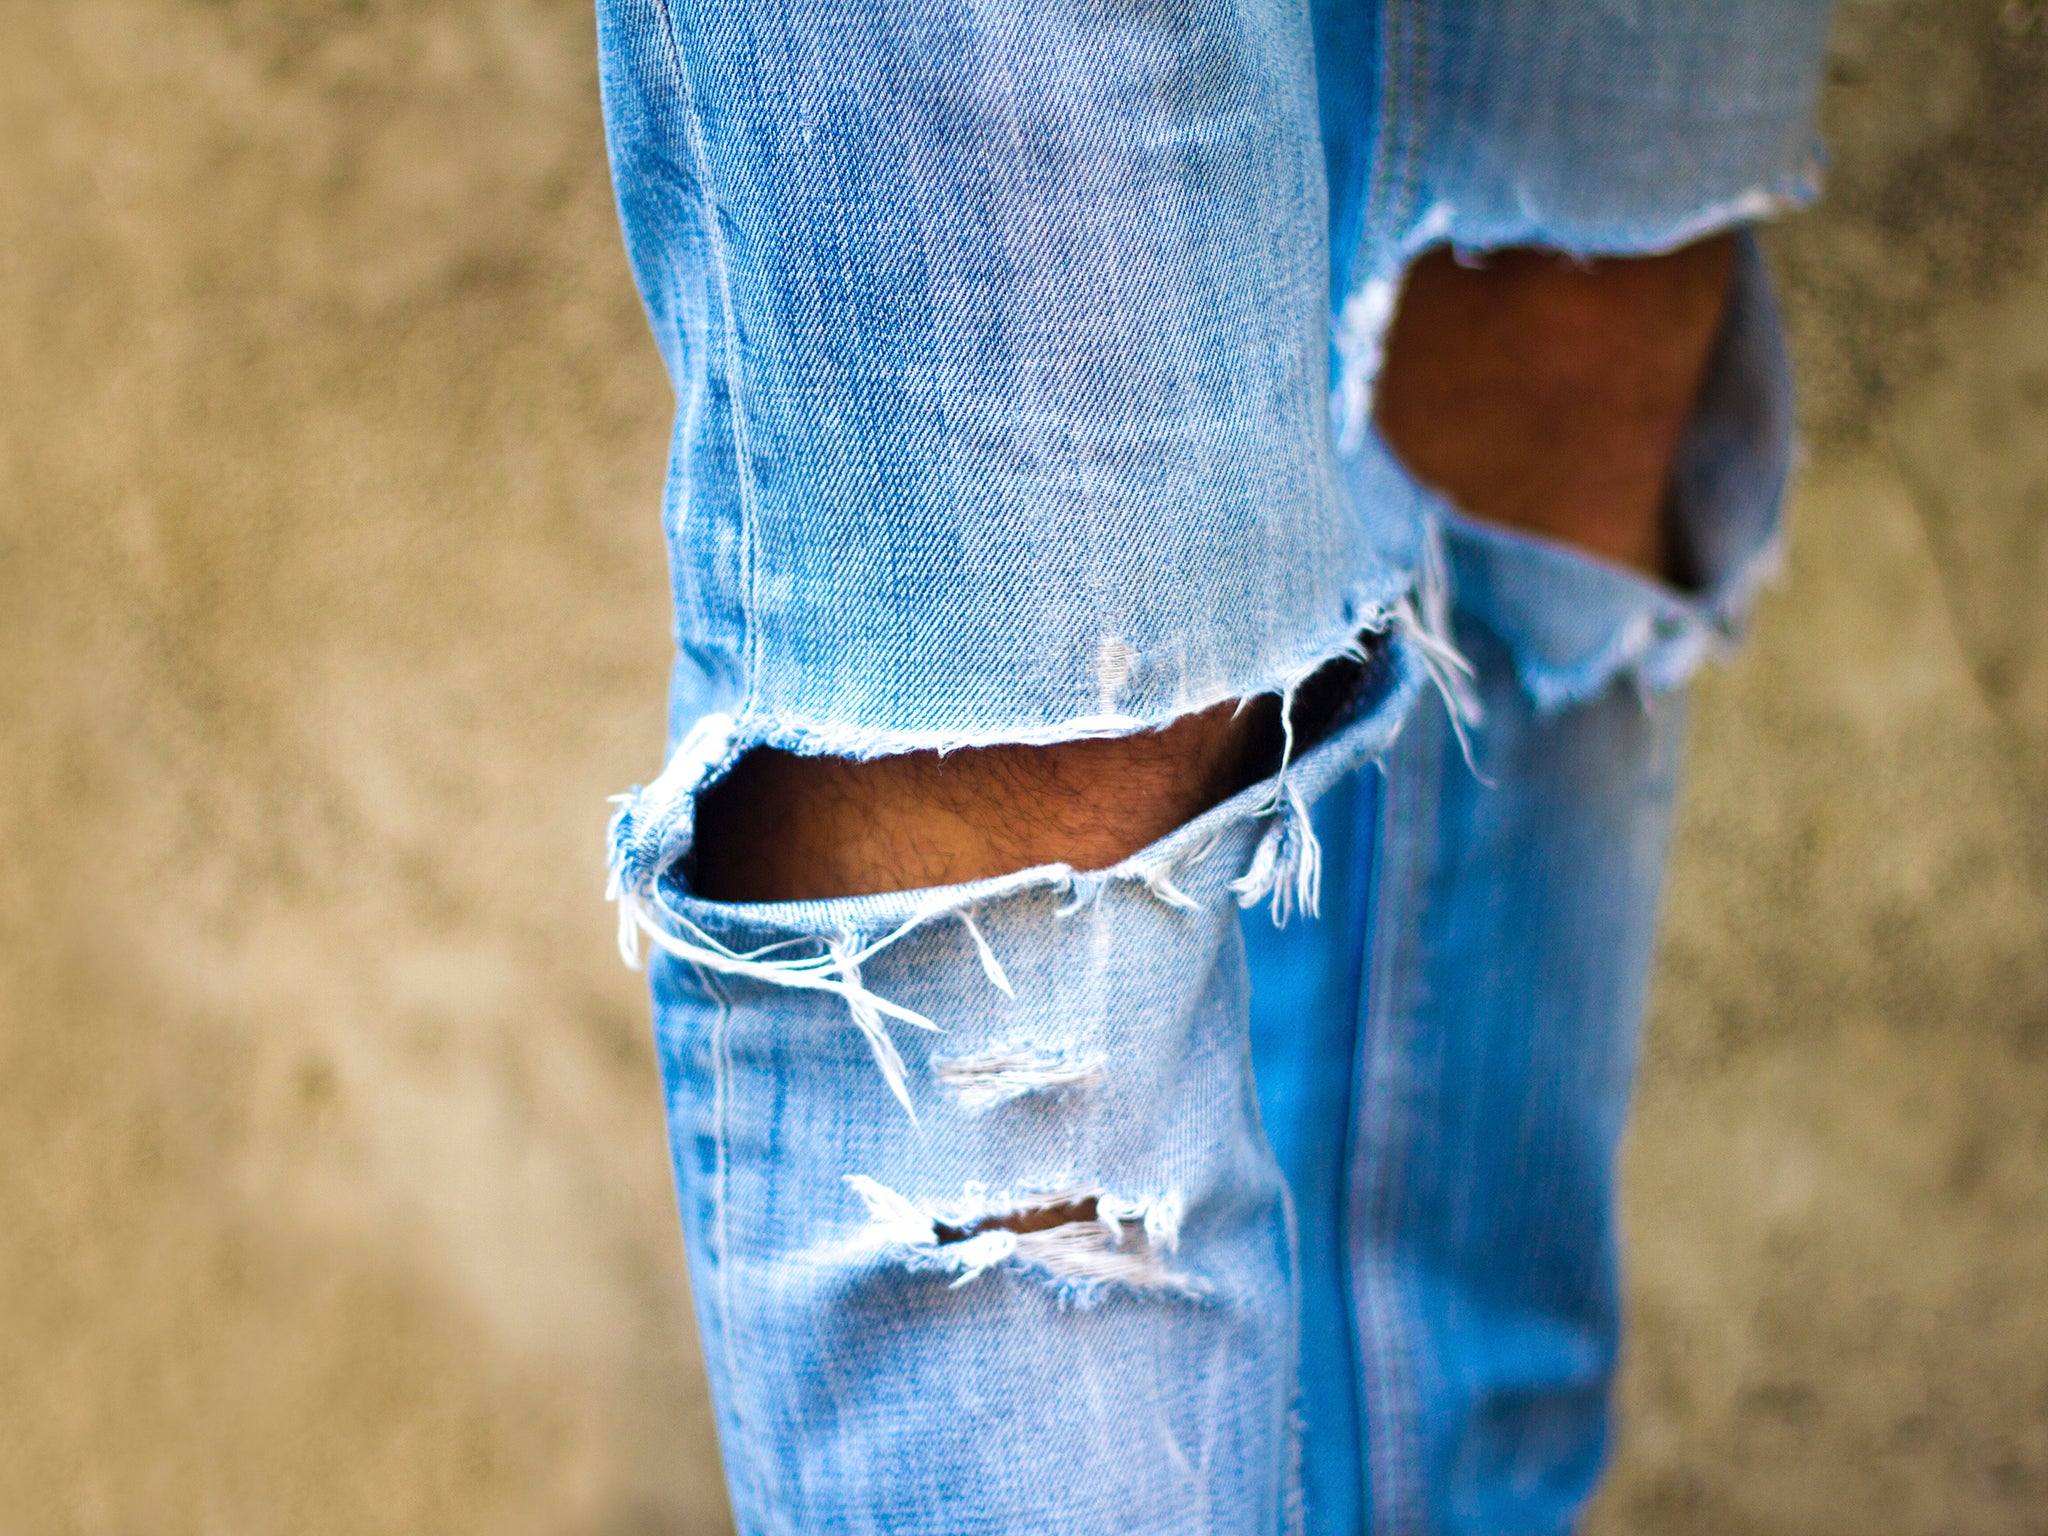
[1135,828,1222,913]
[1139,864,1203,913]
[1230,777,1322,925]
[617,890,948,1119]
[1334,275,1401,458]
[1229,528,1482,922]
[1099,1189,1185,1253]
[1054,873,1108,919]
[825,931,923,1121]
[608,715,1031,1122]
[1227,632,1377,927]
[933,1047,1109,1110]
[955,907,1014,998]
[1393,518,1487,781]
[606,710,741,969]
[845,1176,1199,1297]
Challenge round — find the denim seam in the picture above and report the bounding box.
[1358,701,1441,1535]
[1245,956,1309,1536]
[1331,0,1428,453]
[1277,1086,1307,1536]
[1366,0,1425,273]
[1336,766,1384,1533]
[697,965,774,1533]
[650,0,761,719]
[1381,719,1433,1535]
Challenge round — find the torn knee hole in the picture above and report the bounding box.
[1371,237,1740,580]
[848,1177,1200,1298]
[933,1046,1107,1109]
[931,1195,1100,1245]
[607,635,1427,1124]
[688,646,1377,906]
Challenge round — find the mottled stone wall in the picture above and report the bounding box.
[2,3,2042,1531]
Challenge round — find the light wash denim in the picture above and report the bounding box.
[597,2,1832,1531]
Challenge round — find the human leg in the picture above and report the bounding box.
[597,0,1430,1528]
[596,0,1835,1530]
[1247,0,1833,1522]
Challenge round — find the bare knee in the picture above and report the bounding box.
[688,647,1380,905]
[1374,233,1738,579]
[690,696,1281,904]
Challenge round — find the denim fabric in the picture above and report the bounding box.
[1245,236,1793,1536]
[1318,0,1831,445]
[648,648,1424,1535]
[1316,0,1832,294]
[598,2,1830,1531]
[598,0,1412,754]
[1250,582,1690,1536]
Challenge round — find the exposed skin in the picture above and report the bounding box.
[692,698,1276,905]
[692,234,1739,904]
[1374,235,1738,581]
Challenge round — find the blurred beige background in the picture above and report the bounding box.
[2,2,2044,1531]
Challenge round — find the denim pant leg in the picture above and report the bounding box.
[597,4,1439,1528]
[596,0,1831,1529]
[640,655,1425,1535]
[1248,238,1803,1536]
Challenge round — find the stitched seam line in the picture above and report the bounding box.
[1337,769,1383,1531]
[696,964,770,1530]
[651,0,762,719]
[1358,701,1440,1534]
[1355,0,1426,301]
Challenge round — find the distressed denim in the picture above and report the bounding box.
[598,2,1831,1531]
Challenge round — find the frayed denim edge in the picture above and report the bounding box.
[1330,171,1821,461]
[604,627,1435,1121]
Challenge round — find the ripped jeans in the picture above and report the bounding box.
[596,2,1834,1531]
